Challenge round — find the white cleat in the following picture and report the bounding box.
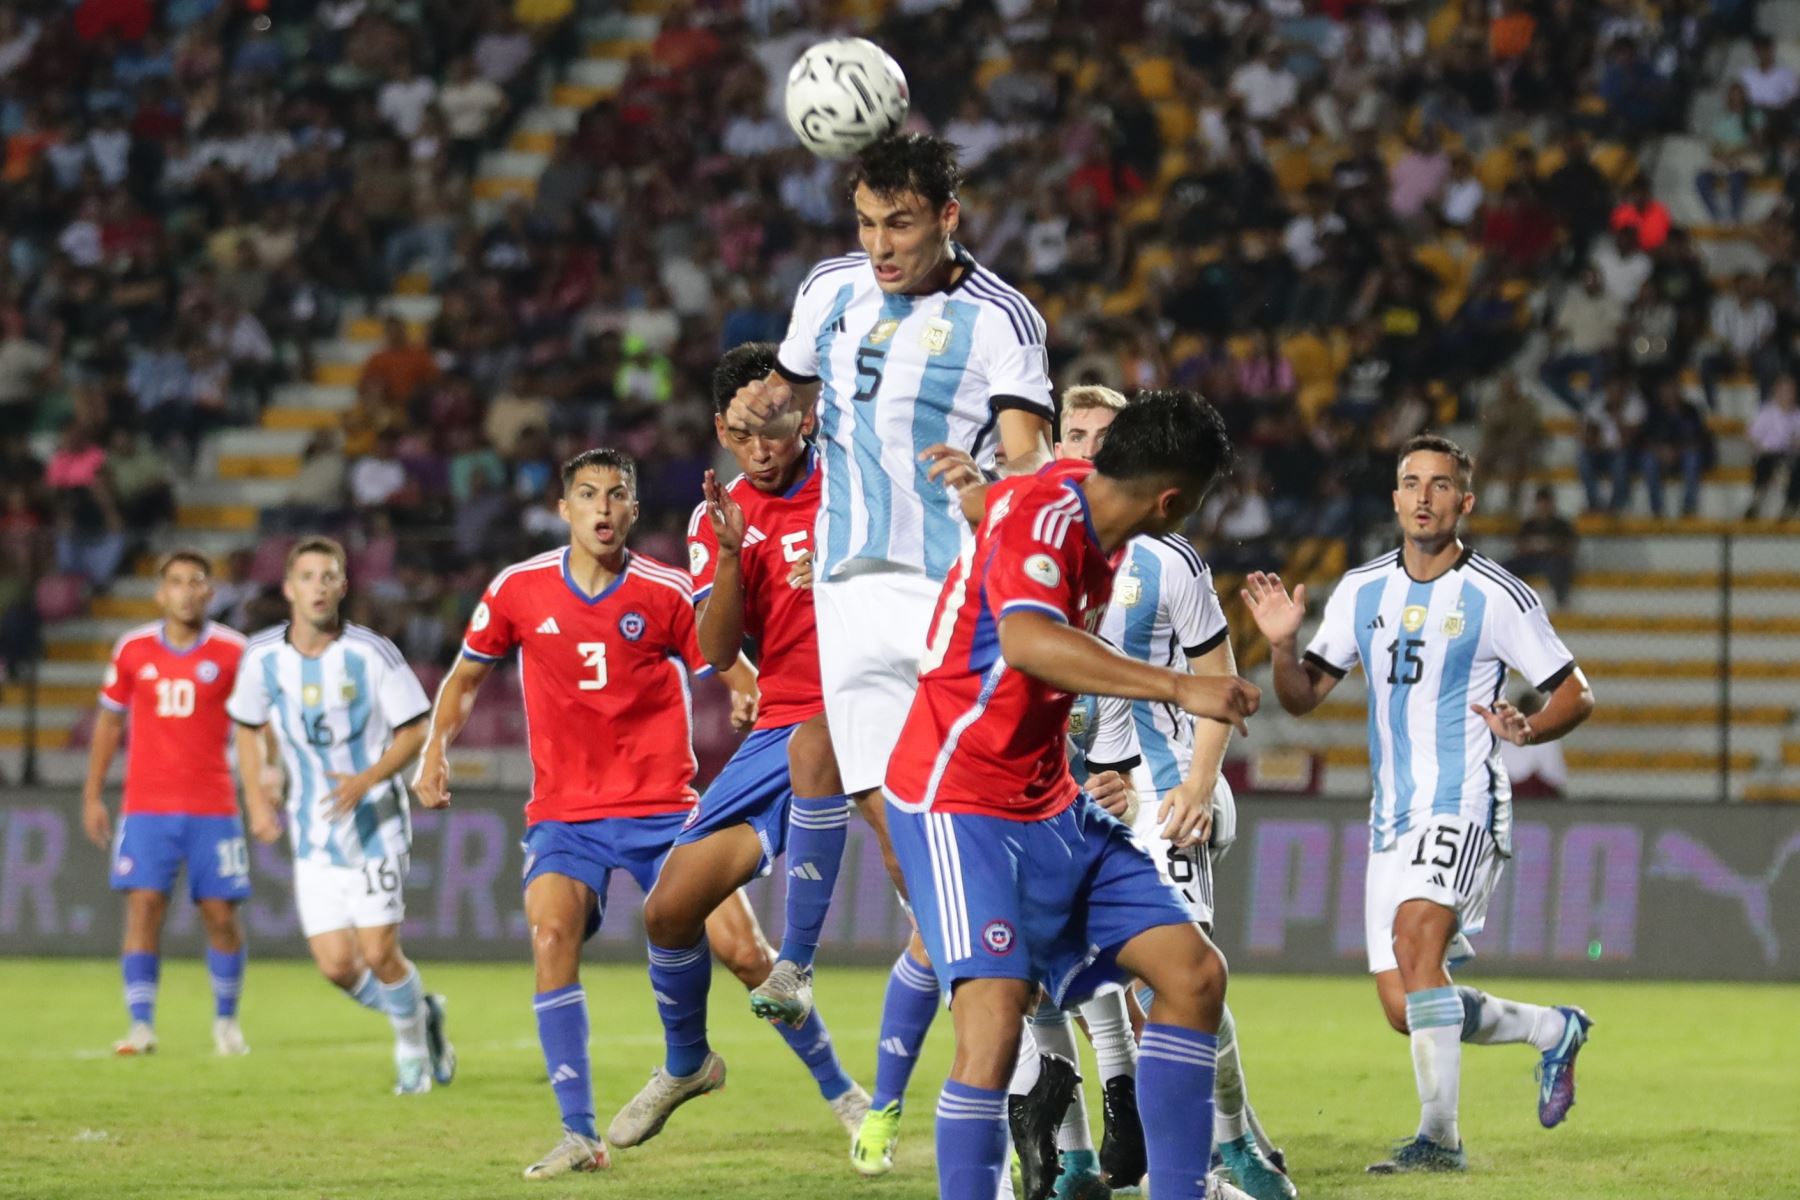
[1207,1170,1256,1199]
[212,1017,249,1056]
[394,1055,433,1095]
[606,1051,726,1148]
[748,959,815,1028]
[523,1130,610,1180]
[830,1080,872,1137]
[113,1022,157,1056]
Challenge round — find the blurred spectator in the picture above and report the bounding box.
[1700,273,1778,409]
[1577,377,1645,512]
[1478,375,1545,514]
[1745,375,1800,520]
[1593,227,1653,307]
[104,428,173,530]
[1541,268,1623,409]
[358,315,440,415]
[349,430,409,511]
[0,309,55,436]
[1631,379,1711,518]
[46,423,125,589]
[1738,34,1796,133]
[275,432,349,533]
[1506,487,1577,607]
[1609,179,1671,252]
[1697,83,1762,224]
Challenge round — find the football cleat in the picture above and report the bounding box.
[1208,1173,1256,1199]
[829,1080,872,1136]
[748,959,815,1028]
[1536,1006,1593,1128]
[1009,1053,1080,1200]
[1218,1134,1298,1200]
[113,1022,157,1056]
[523,1129,610,1180]
[212,1017,249,1056]
[1365,1134,1467,1174]
[851,1099,902,1177]
[1099,1074,1147,1186]
[1052,1148,1111,1200]
[394,1055,432,1095]
[423,993,456,1086]
[606,1051,726,1148]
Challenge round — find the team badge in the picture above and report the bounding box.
[302,683,322,707]
[116,855,134,875]
[471,601,491,631]
[1068,707,1089,736]
[1441,612,1466,638]
[1117,572,1143,607]
[196,660,220,684]
[921,317,953,355]
[981,919,1016,955]
[689,543,709,576]
[619,611,646,641]
[682,807,701,830]
[1401,605,1428,633]
[340,680,358,704]
[868,318,901,345]
[1024,554,1061,588]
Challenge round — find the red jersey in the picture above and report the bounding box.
[885,461,1123,821]
[686,448,824,729]
[99,621,246,816]
[461,547,711,825]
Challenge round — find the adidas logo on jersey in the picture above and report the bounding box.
[537,617,561,635]
[550,1063,580,1085]
[879,1037,912,1057]
[789,861,823,882]
[137,664,159,680]
[1366,615,1386,630]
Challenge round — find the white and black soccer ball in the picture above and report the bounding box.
[784,37,910,160]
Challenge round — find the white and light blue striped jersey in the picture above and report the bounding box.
[1304,548,1576,855]
[1067,688,1140,787]
[226,623,431,867]
[776,245,1055,583]
[1095,534,1232,796]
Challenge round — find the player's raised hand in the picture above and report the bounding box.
[1156,775,1215,849]
[729,688,759,732]
[1173,674,1260,736]
[1240,572,1308,645]
[918,444,984,492]
[727,376,799,438]
[703,470,747,554]
[412,749,452,809]
[81,796,111,849]
[787,548,814,590]
[324,771,372,819]
[1087,769,1139,823]
[1472,699,1534,746]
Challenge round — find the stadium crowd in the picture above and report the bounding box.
[4,0,1800,686]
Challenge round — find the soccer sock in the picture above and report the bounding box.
[122,951,159,1026]
[1080,989,1138,1084]
[1213,1003,1249,1143]
[1138,1023,1218,1199]
[778,794,850,969]
[1406,986,1465,1148]
[534,984,595,1139]
[935,1079,1009,1200]
[381,965,429,1060]
[345,968,385,1012]
[1007,1020,1042,1094]
[1458,986,1567,1052]
[1028,1000,1094,1153]
[770,1005,854,1101]
[206,947,246,1019]
[647,938,712,1079]
[871,950,940,1110]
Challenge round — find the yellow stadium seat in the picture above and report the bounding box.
[1269,145,1317,195]
[514,0,572,25]
[1591,142,1639,185]
[974,56,1012,91]
[1477,144,1517,193]
[1131,56,1177,102]
[1155,100,1195,146]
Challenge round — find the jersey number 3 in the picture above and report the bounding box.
[578,642,608,690]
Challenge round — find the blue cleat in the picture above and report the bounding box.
[1219,1134,1298,1200]
[1365,1135,1467,1174]
[1052,1149,1112,1200]
[1536,1006,1594,1128]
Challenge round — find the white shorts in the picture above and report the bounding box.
[813,570,941,794]
[1130,794,1216,929]
[1364,816,1503,975]
[293,855,408,938]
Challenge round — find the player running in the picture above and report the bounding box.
[884,390,1259,1200]
[1242,434,1597,1174]
[727,132,1057,1175]
[82,551,251,1057]
[228,537,453,1096]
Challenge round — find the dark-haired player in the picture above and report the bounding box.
[83,551,251,1057]
[728,131,1060,1175]
[1243,434,1597,1174]
[884,391,1260,1200]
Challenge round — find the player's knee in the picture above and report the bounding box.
[1143,942,1228,1028]
[317,956,360,990]
[531,920,582,970]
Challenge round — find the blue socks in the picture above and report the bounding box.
[935,1079,1009,1199]
[872,951,940,1110]
[779,794,850,969]
[1139,1024,1219,1198]
[534,984,596,1139]
[206,947,246,1019]
[347,968,385,1011]
[122,951,159,1025]
[772,1007,854,1101]
[648,938,712,1078]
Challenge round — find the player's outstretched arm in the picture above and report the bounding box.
[233,723,283,843]
[998,610,1259,735]
[79,708,125,849]
[1240,571,1339,716]
[412,655,494,809]
[996,409,1053,476]
[1473,666,1595,746]
[727,372,820,440]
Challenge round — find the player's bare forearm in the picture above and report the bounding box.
[997,409,1053,476]
[999,611,1186,705]
[697,552,749,671]
[719,654,758,698]
[1268,637,1337,716]
[1185,639,1236,797]
[1528,666,1595,744]
[368,720,428,783]
[423,656,492,757]
[81,708,124,804]
[233,724,270,812]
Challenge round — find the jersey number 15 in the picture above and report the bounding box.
[1385,638,1424,686]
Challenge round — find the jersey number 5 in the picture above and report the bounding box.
[154,678,196,717]
[578,642,608,690]
[852,345,886,402]
[1386,637,1425,685]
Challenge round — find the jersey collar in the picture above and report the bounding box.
[562,546,631,605]
[781,445,820,500]
[158,621,211,656]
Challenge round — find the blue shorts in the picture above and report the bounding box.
[111,813,252,903]
[886,793,1194,1006]
[673,724,797,877]
[522,812,689,940]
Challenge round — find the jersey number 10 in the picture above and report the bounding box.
[155,678,196,717]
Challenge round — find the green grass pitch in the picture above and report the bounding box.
[3,960,1796,1199]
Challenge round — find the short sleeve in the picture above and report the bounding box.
[1086,691,1142,769]
[1162,547,1230,658]
[462,579,520,663]
[664,586,714,677]
[226,648,271,726]
[373,650,432,728]
[1488,591,1577,692]
[775,270,827,384]
[686,501,719,602]
[986,498,1080,627]
[1302,575,1364,678]
[99,641,134,713]
[979,307,1055,421]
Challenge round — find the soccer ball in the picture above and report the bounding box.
[784,38,910,160]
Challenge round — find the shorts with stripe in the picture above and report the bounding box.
[885,792,1195,1007]
[674,724,812,879]
[1364,815,1504,974]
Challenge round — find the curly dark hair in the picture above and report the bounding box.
[848,133,962,210]
[1093,389,1234,495]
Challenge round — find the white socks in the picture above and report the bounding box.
[1459,987,1566,1052]
[381,965,428,1060]
[1079,989,1138,1083]
[1213,1003,1249,1143]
